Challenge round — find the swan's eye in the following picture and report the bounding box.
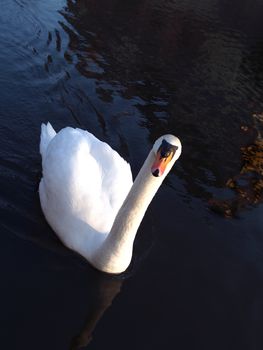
[158,140,178,159]
[160,150,171,158]
[151,140,178,177]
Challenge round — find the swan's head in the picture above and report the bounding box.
[151,135,182,177]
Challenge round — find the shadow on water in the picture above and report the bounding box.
[0,0,263,349]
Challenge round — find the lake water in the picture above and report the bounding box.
[0,0,263,349]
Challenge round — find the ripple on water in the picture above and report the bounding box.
[0,0,263,349]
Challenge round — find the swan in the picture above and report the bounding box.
[39,123,182,273]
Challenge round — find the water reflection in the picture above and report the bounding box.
[0,0,263,348]
[70,273,123,349]
[210,113,263,217]
[58,0,263,210]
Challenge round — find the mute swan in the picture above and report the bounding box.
[39,123,182,273]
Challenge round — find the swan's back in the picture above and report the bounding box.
[39,124,133,257]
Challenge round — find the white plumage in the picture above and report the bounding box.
[39,123,182,273]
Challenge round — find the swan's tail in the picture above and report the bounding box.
[40,122,56,158]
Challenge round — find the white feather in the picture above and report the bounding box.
[39,123,182,273]
[40,125,133,257]
[40,122,56,158]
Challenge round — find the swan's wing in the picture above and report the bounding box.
[76,128,133,214]
[40,126,133,253]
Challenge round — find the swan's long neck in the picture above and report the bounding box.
[91,150,170,274]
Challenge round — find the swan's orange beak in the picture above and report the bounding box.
[151,150,174,177]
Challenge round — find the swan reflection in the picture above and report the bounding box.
[70,273,123,349]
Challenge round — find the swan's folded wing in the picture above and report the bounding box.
[88,135,133,214]
[41,127,132,238]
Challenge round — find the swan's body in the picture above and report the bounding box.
[39,123,182,273]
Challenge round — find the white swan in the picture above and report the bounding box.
[39,123,182,273]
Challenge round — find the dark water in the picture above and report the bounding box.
[0,0,263,349]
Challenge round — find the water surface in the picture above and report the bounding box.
[0,0,263,349]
